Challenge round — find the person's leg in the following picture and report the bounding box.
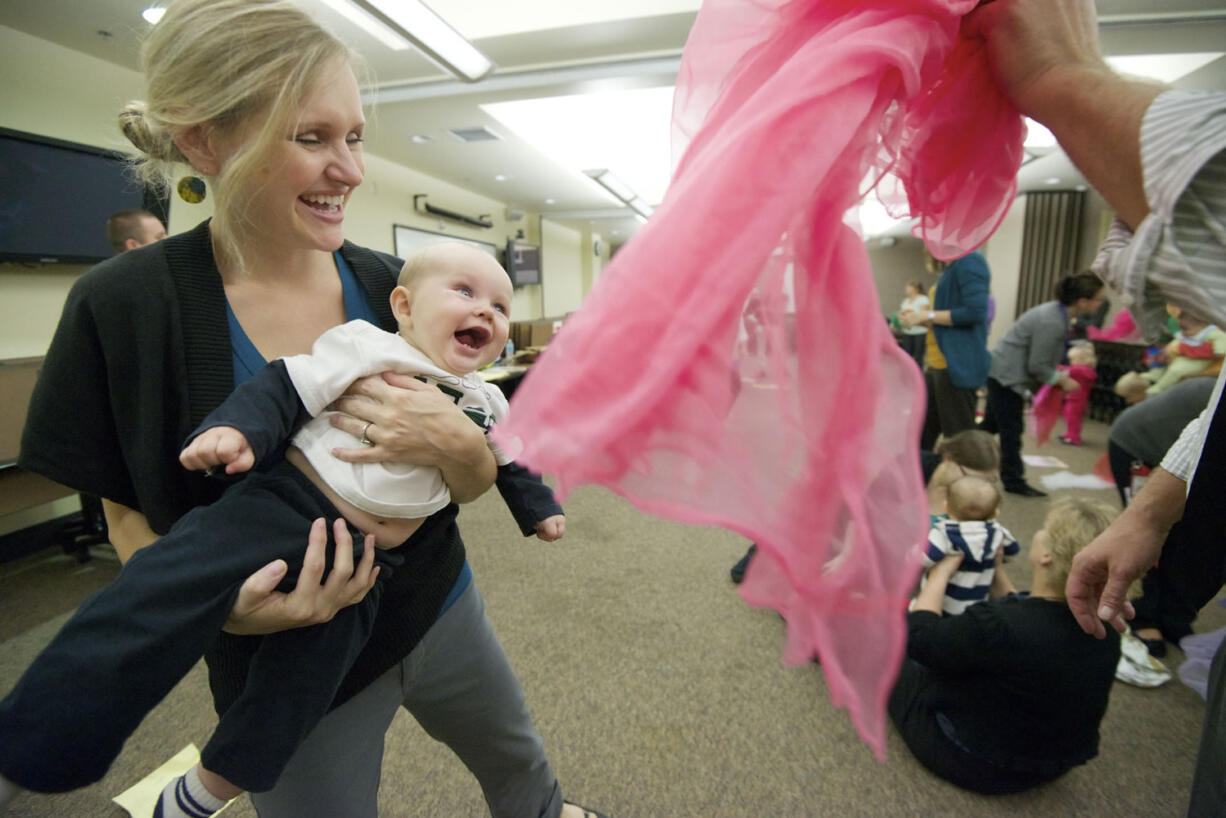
[920,368,942,450]
[1107,441,1137,507]
[933,369,977,438]
[1062,395,1086,444]
[987,379,1032,493]
[248,668,405,818]
[1187,635,1226,817]
[888,659,1045,794]
[402,581,562,818]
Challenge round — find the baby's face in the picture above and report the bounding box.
[396,251,513,376]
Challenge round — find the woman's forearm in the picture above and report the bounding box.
[100,498,159,563]
[439,436,497,503]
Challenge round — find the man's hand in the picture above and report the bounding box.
[963,0,1106,121]
[223,518,379,635]
[1066,468,1187,637]
[180,425,255,474]
[534,515,566,542]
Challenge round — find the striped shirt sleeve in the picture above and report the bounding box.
[1092,90,1226,343]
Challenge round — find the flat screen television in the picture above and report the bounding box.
[505,239,541,287]
[0,126,169,264]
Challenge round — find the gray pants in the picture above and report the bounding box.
[251,581,562,818]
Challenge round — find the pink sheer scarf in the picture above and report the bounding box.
[495,0,1023,758]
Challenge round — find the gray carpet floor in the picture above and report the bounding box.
[2,416,1223,817]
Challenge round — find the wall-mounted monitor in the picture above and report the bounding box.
[0,127,169,264]
[506,239,541,288]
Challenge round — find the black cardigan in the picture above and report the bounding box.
[20,220,467,710]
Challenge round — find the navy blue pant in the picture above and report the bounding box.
[982,378,1026,490]
[0,461,399,793]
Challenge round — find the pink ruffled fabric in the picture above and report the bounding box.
[1029,383,1063,447]
[495,0,1023,758]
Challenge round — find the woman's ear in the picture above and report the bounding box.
[171,125,222,177]
[390,285,412,321]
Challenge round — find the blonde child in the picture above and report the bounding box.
[893,497,1122,794]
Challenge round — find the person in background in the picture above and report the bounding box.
[0,2,603,817]
[980,273,1105,497]
[967,0,1226,811]
[1056,341,1098,446]
[897,280,930,368]
[105,208,166,253]
[900,252,992,451]
[890,497,1120,794]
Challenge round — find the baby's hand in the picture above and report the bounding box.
[534,515,566,542]
[180,426,255,475]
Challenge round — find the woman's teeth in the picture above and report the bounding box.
[302,194,344,212]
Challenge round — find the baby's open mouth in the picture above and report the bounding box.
[455,327,490,349]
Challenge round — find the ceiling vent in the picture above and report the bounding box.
[448,126,502,143]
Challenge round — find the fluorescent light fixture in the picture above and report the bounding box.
[323,0,494,82]
[141,6,165,24]
[318,0,408,50]
[1106,52,1223,84]
[1044,177,1062,185]
[584,169,637,203]
[584,170,655,221]
[627,198,654,219]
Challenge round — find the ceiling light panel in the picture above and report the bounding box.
[482,86,675,205]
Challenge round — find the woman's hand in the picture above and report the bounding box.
[222,518,378,635]
[327,371,497,502]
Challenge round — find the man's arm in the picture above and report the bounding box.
[965,0,1161,230]
[1066,467,1187,637]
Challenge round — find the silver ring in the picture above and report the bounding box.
[360,421,374,446]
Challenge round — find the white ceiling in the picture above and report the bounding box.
[3,0,1224,244]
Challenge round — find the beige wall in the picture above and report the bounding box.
[866,236,928,317]
[0,24,597,365]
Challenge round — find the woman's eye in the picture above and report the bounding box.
[347,134,364,145]
[295,135,321,145]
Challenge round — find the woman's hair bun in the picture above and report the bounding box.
[119,100,157,155]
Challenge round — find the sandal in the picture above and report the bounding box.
[565,802,611,818]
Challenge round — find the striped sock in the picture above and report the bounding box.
[153,765,228,818]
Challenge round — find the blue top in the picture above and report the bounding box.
[933,251,992,389]
[224,251,472,613]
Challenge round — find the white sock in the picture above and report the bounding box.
[0,773,23,809]
[153,765,228,818]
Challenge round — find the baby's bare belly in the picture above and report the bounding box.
[285,447,424,549]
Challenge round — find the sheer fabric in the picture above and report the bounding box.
[1030,384,1063,447]
[495,0,1023,757]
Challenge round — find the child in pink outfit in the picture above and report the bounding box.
[1058,343,1098,445]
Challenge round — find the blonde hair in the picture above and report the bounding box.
[119,0,361,267]
[1068,341,1096,367]
[946,475,1000,521]
[1042,497,1117,592]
